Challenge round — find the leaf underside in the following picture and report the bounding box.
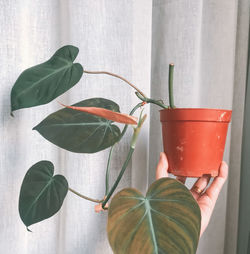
[107,178,201,254]
[19,160,68,229]
[11,45,83,113]
[33,98,122,153]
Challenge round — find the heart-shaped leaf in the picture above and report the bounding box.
[11,45,83,113]
[33,98,122,153]
[19,161,68,229]
[107,178,201,254]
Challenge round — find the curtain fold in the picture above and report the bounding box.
[150,1,240,254]
[0,1,245,253]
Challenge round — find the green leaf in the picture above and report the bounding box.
[107,178,201,254]
[19,161,68,229]
[11,45,83,113]
[33,98,122,153]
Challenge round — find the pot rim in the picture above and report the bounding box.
[160,108,232,122]
[160,108,232,112]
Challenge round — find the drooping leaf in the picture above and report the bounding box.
[107,178,201,254]
[19,161,68,229]
[61,104,138,125]
[11,45,83,113]
[33,98,122,153]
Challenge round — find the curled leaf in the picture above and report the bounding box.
[60,103,138,125]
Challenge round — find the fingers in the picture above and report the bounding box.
[204,161,228,205]
[191,175,211,200]
[176,176,187,184]
[156,152,169,180]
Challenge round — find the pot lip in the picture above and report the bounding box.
[159,107,232,122]
[160,108,232,112]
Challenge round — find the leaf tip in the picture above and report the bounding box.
[57,101,66,107]
[58,101,74,111]
[26,227,32,232]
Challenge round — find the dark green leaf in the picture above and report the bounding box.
[33,98,122,153]
[19,161,68,229]
[107,178,201,254]
[11,45,83,113]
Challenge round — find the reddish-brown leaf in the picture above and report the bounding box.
[60,104,138,125]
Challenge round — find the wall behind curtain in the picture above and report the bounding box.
[0,0,245,254]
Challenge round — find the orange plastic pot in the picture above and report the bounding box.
[160,108,232,177]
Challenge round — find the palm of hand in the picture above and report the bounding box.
[156,152,228,237]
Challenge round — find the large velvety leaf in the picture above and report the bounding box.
[11,45,83,113]
[19,161,68,229]
[107,178,201,254]
[33,98,122,153]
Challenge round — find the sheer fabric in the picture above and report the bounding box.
[0,1,246,253]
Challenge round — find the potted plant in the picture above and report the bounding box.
[11,45,230,254]
[159,64,232,177]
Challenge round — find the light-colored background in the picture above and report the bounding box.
[0,0,248,253]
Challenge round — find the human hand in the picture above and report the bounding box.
[156,152,228,237]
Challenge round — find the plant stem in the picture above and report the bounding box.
[102,148,134,209]
[105,146,114,196]
[102,112,146,209]
[130,113,147,149]
[119,102,144,142]
[135,92,168,109]
[104,102,143,198]
[68,187,103,203]
[168,63,175,108]
[83,70,147,98]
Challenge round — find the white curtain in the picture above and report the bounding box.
[149,1,248,254]
[0,1,247,254]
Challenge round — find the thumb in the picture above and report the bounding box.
[156,152,169,180]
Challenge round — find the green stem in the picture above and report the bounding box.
[68,187,103,203]
[135,92,168,109]
[102,112,146,209]
[119,102,143,142]
[104,102,143,199]
[83,70,147,98]
[105,145,114,196]
[102,148,135,209]
[130,113,147,149]
[168,63,175,108]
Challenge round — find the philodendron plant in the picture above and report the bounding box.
[11,45,201,254]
